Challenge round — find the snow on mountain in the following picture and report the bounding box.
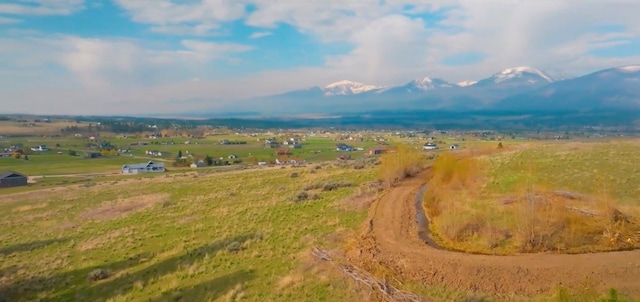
[323,80,380,96]
[406,77,454,90]
[617,65,640,73]
[457,80,477,87]
[490,66,555,84]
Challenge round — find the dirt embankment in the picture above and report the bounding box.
[345,171,640,298]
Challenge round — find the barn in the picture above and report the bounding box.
[0,171,28,188]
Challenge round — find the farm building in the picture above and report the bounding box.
[450,144,460,150]
[84,151,102,159]
[30,145,48,152]
[0,152,13,158]
[275,158,305,165]
[0,171,28,188]
[122,161,165,174]
[423,143,438,150]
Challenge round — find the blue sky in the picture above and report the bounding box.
[1,0,639,115]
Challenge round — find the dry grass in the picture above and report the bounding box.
[334,181,383,212]
[378,145,426,187]
[0,121,81,136]
[424,143,640,254]
[79,193,169,221]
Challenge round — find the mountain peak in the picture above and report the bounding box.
[491,66,555,84]
[325,80,359,88]
[457,80,477,87]
[616,65,640,73]
[406,77,453,90]
[323,80,379,96]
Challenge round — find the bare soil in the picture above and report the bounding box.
[345,170,640,298]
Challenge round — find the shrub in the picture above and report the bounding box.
[322,181,355,191]
[87,269,110,282]
[293,191,309,202]
[226,241,242,253]
[303,182,324,191]
[378,145,424,186]
[290,172,299,178]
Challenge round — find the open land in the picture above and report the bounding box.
[1,117,640,301]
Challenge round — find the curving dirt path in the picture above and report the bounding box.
[345,171,640,298]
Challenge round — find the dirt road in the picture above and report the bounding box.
[345,171,640,298]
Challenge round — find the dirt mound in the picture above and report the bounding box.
[345,171,640,298]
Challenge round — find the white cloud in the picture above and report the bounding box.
[0,16,21,24]
[249,31,272,39]
[113,0,246,35]
[0,0,84,16]
[4,0,640,115]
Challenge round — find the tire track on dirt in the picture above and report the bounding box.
[346,171,640,298]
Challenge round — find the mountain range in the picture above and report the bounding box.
[232,65,640,115]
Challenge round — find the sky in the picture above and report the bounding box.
[1,0,640,115]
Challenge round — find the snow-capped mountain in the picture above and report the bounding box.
[457,80,477,87]
[237,65,640,115]
[379,77,454,94]
[475,66,555,87]
[494,65,640,110]
[323,80,380,96]
[404,77,454,91]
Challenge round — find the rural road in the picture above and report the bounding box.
[346,170,640,298]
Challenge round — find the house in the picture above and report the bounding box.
[0,171,28,188]
[265,141,280,148]
[276,158,305,165]
[190,161,206,168]
[122,161,165,174]
[84,151,102,159]
[336,143,353,152]
[257,161,268,167]
[367,147,389,155]
[449,144,460,150]
[423,143,438,150]
[30,145,48,152]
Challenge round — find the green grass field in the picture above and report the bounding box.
[0,164,377,301]
[484,140,640,205]
[425,139,640,255]
[1,135,383,176]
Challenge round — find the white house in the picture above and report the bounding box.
[30,145,48,152]
[423,143,438,150]
[122,161,165,174]
[275,158,305,165]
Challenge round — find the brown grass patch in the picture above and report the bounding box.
[79,193,169,221]
[77,228,132,251]
[12,203,48,213]
[425,150,640,254]
[335,181,383,212]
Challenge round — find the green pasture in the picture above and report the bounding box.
[0,165,377,301]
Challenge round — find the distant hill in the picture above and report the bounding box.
[210,65,640,115]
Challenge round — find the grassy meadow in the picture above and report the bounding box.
[0,164,380,301]
[424,139,640,254]
[0,133,384,176]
